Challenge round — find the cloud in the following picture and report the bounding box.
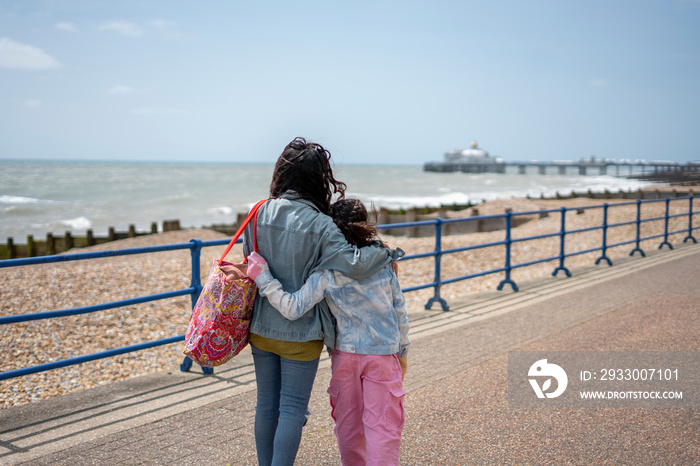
[131,107,188,116]
[0,37,61,70]
[152,19,176,28]
[590,78,608,87]
[150,19,196,41]
[55,22,76,32]
[99,21,142,37]
[108,85,135,95]
[25,99,42,107]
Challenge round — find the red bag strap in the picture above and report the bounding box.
[219,199,267,262]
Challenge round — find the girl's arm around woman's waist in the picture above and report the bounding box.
[248,252,331,321]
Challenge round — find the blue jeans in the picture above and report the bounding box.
[251,343,320,466]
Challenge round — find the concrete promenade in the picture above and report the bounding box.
[1,244,699,465]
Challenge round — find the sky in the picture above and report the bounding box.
[1,0,699,165]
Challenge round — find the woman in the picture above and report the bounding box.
[242,137,398,466]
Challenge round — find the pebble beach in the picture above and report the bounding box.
[1,193,695,409]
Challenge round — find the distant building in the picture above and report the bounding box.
[424,140,505,173]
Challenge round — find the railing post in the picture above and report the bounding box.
[595,203,613,266]
[552,207,571,277]
[181,238,207,373]
[658,198,673,250]
[189,238,204,308]
[683,196,697,244]
[497,211,518,291]
[630,199,646,257]
[425,218,449,311]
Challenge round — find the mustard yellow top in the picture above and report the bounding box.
[249,333,323,362]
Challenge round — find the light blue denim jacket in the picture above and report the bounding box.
[242,193,398,350]
[253,265,410,356]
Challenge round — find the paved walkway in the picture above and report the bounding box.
[1,244,699,465]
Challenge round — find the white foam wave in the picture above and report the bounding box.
[51,216,93,230]
[162,193,192,202]
[359,192,472,210]
[0,195,44,204]
[3,205,29,214]
[355,176,660,210]
[207,206,233,216]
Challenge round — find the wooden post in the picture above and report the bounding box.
[47,233,56,255]
[438,206,448,235]
[376,208,388,236]
[87,229,95,246]
[109,227,116,241]
[65,232,74,250]
[7,237,15,259]
[405,209,417,238]
[151,222,158,234]
[128,225,136,237]
[27,235,36,257]
[471,208,483,232]
[163,220,181,232]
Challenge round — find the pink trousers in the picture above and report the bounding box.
[327,350,405,466]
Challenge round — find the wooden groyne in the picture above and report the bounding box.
[0,221,181,260]
[376,186,695,237]
[1,187,695,259]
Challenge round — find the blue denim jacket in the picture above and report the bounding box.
[253,265,410,356]
[242,193,397,349]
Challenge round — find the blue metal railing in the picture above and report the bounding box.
[1,196,698,380]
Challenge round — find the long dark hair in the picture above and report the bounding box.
[330,198,378,248]
[270,137,347,214]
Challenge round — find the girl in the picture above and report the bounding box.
[248,198,410,466]
[241,138,400,466]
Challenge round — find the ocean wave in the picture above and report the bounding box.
[1,195,46,204]
[207,206,234,216]
[161,193,193,203]
[3,205,34,214]
[358,192,472,210]
[355,176,659,210]
[47,216,93,230]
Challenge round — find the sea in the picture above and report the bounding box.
[0,159,662,244]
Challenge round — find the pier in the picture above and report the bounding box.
[424,159,700,176]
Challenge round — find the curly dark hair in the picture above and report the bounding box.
[330,198,379,248]
[270,137,347,215]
